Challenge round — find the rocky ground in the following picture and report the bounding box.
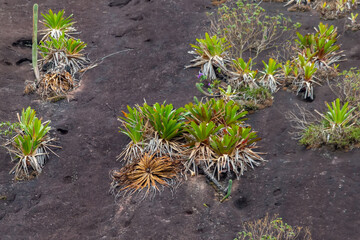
[0,0,359,239]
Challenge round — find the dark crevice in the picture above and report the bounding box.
[109,0,131,7]
[1,59,12,66]
[12,39,32,48]
[16,58,31,66]
[57,128,69,135]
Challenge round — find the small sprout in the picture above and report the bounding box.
[349,13,359,24]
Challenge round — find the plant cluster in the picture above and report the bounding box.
[0,121,19,138]
[278,22,342,99]
[113,102,185,198]
[2,107,57,180]
[186,1,304,110]
[183,98,264,180]
[316,0,357,20]
[346,12,360,31]
[189,9,342,103]
[288,98,360,149]
[30,9,89,100]
[112,98,265,198]
[189,35,280,110]
[117,102,185,163]
[234,214,312,240]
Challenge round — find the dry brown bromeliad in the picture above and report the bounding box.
[110,153,181,198]
[36,71,74,100]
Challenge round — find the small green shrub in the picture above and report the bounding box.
[299,124,360,148]
[0,121,19,138]
[235,86,273,111]
[332,68,360,109]
[294,98,360,149]
[209,0,300,60]
[234,214,312,240]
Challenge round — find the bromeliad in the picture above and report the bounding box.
[40,9,76,41]
[259,58,281,93]
[186,33,231,80]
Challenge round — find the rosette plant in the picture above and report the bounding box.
[280,60,295,79]
[209,125,264,180]
[296,55,319,99]
[183,121,223,175]
[118,102,185,161]
[184,98,247,126]
[295,23,342,70]
[5,107,56,180]
[38,33,87,74]
[186,33,231,80]
[40,9,76,41]
[349,13,358,25]
[118,106,146,163]
[229,58,259,89]
[319,98,357,132]
[139,102,185,157]
[111,153,181,199]
[259,58,281,93]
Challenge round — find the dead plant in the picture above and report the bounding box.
[36,71,75,100]
[110,153,181,199]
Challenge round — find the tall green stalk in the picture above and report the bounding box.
[32,3,40,82]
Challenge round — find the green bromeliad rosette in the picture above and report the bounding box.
[38,34,87,75]
[40,9,76,42]
[186,33,231,80]
[259,58,282,94]
[3,107,58,180]
[117,102,185,164]
[29,7,90,100]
